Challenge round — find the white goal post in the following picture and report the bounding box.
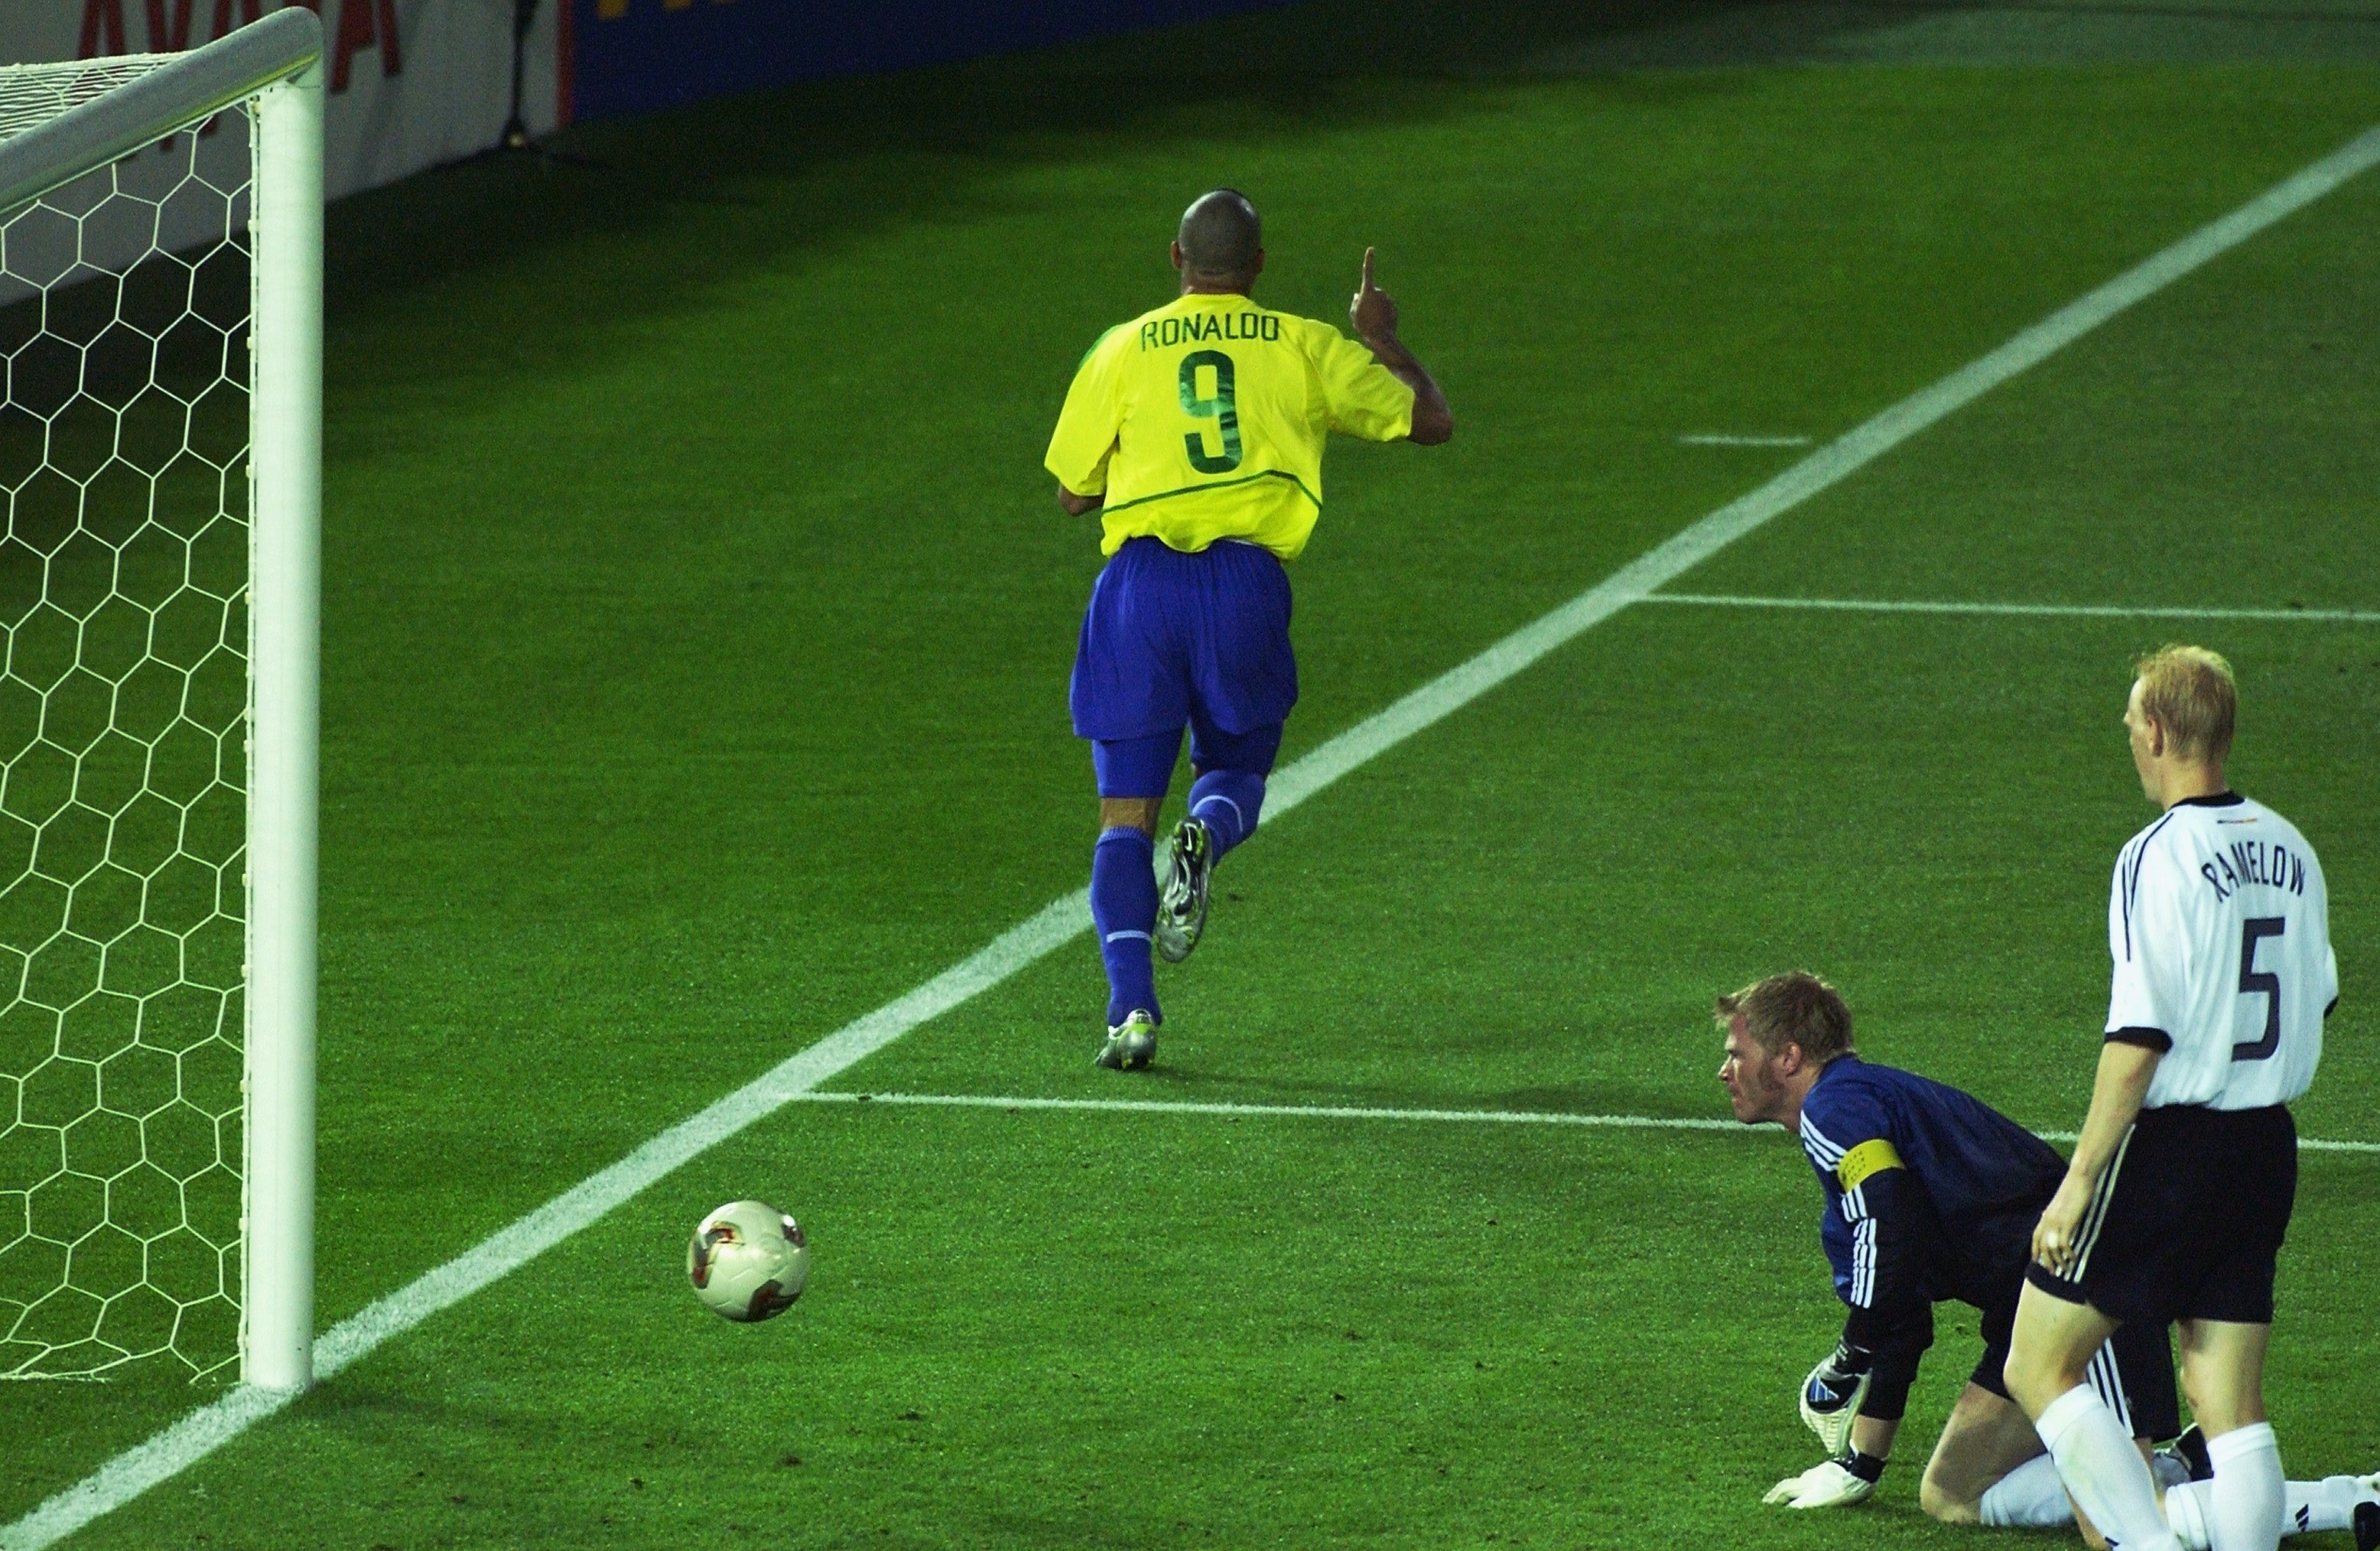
[0,10,320,1389]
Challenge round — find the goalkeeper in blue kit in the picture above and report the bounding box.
[1718,971,2186,1533]
[1718,972,2373,1545]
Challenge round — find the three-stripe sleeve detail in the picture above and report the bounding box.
[1799,1113,1846,1169]
[1799,1114,1878,1307]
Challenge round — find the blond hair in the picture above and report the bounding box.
[2135,644,2235,763]
[1714,971,1853,1064]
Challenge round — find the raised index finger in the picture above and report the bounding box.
[1361,246,1377,291]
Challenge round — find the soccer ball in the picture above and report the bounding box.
[688,1200,810,1322]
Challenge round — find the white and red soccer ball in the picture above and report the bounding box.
[687,1200,810,1322]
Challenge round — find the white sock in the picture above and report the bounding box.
[2167,1480,2214,1551]
[2282,1477,2359,1536]
[1982,1452,2078,1527]
[2037,1385,2183,1551]
[2206,1423,2285,1551]
[2170,1471,2359,1546]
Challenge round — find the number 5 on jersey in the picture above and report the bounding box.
[2234,917,2284,1062]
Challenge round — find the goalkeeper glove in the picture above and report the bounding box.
[1798,1339,1874,1455]
[1763,1453,1885,1510]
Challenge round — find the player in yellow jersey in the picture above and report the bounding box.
[1045,189,1452,1071]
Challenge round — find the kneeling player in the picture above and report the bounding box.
[1718,972,2376,1547]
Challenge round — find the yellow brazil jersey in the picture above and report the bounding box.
[1044,291,1416,561]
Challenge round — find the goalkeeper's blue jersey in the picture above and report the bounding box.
[1797,1055,2063,1312]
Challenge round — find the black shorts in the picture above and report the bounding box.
[1972,1293,2180,1441]
[2027,1104,2297,1326]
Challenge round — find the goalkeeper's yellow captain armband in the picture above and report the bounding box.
[1836,1139,1904,1192]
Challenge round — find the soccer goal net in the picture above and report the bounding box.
[0,10,320,1387]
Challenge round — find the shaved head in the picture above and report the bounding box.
[1176,189,1262,287]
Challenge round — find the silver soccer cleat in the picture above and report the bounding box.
[1154,818,1214,964]
[1094,1009,1159,1071]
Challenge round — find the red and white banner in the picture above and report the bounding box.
[2,1,562,201]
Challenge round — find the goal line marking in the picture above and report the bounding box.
[1648,593,2380,624]
[11,120,2379,1551]
[789,1090,2380,1156]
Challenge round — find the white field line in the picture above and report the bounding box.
[803,1090,1744,1131]
[789,1090,2380,1156]
[1650,593,2380,624]
[1677,433,1813,447]
[11,122,2380,1551]
[2032,1130,2375,1156]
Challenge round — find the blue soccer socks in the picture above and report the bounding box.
[1091,770,1263,1029]
[1188,769,1266,860]
[1091,826,1160,1026]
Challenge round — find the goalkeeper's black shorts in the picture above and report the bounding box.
[1972,1290,2180,1441]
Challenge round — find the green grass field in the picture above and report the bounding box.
[5,0,2378,1544]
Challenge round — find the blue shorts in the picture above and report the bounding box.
[1070,535,1297,746]
[1092,720,1283,799]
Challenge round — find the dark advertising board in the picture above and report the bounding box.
[565,0,1288,122]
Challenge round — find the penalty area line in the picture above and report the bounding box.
[794,1091,2380,1155]
[12,119,2380,1551]
[1648,593,2380,624]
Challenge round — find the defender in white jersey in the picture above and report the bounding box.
[2106,792,2333,1108]
[2004,647,2346,1551]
